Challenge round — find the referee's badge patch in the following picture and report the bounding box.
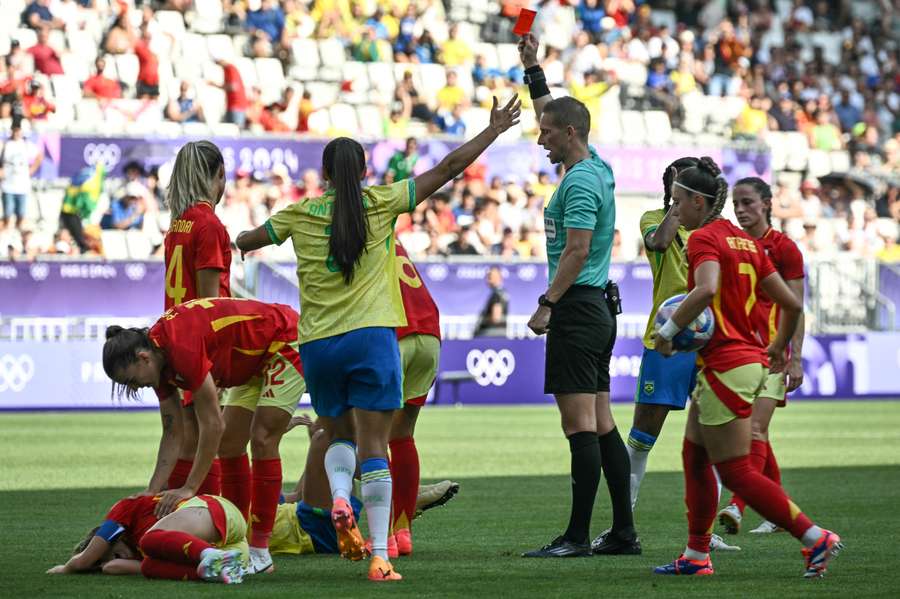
[544,217,557,240]
[644,381,655,395]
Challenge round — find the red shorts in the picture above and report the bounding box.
[405,394,427,407]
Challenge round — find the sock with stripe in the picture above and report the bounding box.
[219,454,252,521]
[389,436,419,533]
[625,427,657,508]
[716,455,814,540]
[140,557,201,580]
[683,438,718,556]
[325,440,357,504]
[249,458,282,548]
[361,457,393,561]
[729,439,768,514]
[139,529,213,565]
[764,441,782,485]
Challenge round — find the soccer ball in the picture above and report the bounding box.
[654,294,715,352]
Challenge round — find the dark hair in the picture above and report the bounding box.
[102,325,153,400]
[675,156,727,228]
[322,137,368,284]
[662,156,700,211]
[734,176,773,226]
[542,97,591,141]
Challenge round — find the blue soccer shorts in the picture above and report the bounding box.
[634,347,698,410]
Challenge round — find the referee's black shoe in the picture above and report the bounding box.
[522,535,592,558]
[591,528,642,555]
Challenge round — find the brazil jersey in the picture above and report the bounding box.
[640,208,690,349]
[265,179,415,344]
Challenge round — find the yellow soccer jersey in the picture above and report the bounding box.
[266,179,415,343]
[640,208,690,349]
[268,503,316,555]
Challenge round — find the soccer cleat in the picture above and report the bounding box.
[750,520,784,534]
[394,528,412,556]
[653,554,714,576]
[413,480,460,519]
[710,533,741,551]
[197,549,245,584]
[368,555,402,582]
[718,504,742,535]
[522,536,592,558]
[247,546,274,574]
[802,530,843,578]
[591,530,642,556]
[365,534,399,559]
[332,498,368,561]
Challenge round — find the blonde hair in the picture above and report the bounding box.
[166,141,224,219]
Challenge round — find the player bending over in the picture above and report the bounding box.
[718,177,805,535]
[102,297,306,575]
[652,157,842,578]
[47,493,248,584]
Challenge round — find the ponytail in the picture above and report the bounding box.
[103,325,153,400]
[663,156,700,211]
[734,176,773,226]
[675,156,727,228]
[323,137,368,284]
[167,140,224,219]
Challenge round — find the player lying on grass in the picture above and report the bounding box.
[652,157,842,579]
[269,414,460,558]
[47,493,248,584]
[102,297,306,574]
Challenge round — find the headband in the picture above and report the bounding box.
[673,180,715,198]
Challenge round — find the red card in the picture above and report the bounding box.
[513,8,536,36]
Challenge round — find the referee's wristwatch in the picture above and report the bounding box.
[538,294,556,309]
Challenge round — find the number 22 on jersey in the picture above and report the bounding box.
[165,244,187,306]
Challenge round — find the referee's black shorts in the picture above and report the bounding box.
[544,284,616,395]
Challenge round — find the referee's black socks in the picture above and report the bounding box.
[564,431,602,544]
[598,427,637,539]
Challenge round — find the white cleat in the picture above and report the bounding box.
[413,480,460,519]
[248,546,274,574]
[710,533,741,552]
[750,520,784,534]
[718,504,742,535]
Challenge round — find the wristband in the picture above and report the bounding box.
[523,66,550,100]
[538,294,555,309]
[658,318,681,341]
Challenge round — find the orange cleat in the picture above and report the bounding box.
[394,528,412,556]
[332,498,368,561]
[368,556,402,582]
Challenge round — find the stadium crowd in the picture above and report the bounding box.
[0,0,898,262]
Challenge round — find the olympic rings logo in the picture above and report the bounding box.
[426,264,449,281]
[466,349,516,387]
[82,143,122,168]
[29,263,50,281]
[0,354,35,393]
[124,263,147,281]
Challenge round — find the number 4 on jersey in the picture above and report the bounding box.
[165,244,187,306]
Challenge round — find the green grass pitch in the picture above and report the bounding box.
[2,401,899,598]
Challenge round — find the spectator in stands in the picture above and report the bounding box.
[833,88,862,133]
[100,181,146,231]
[733,94,769,139]
[442,23,473,67]
[542,46,565,88]
[295,90,315,132]
[447,224,480,255]
[364,7,389,40]
[22,80,54,121]
[82,57,122,100]
[768,92,799,131]
[50,0,85,31]
[1,118,42,232]
[808,109,844,151]
[210,55,249,128]
[414,30,439,64]
[395,70,432,122]
[246,0,286,44]
[165,82,205,123]
[577,0,605,42]
[282,0,316,44]
[352,27,381,62]
[386,138,419,182]
[383,107,409,138]
[298,168,323,198]
[708,19,747,96]
[103,12,135,55]
[435,104,466,136]
[60,164,105,254]
[474,266,510,337]
[28,26,64,76]
[393,4,418,62]
[21,0,63,30]
[134,22,160,99]
[436,69,467,115]
[646,58,681,129]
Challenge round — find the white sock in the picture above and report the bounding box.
[626,444,650,509]
[324,440,357,504]
[361,458,392,561]
[801,525,824,548]
[683,547,708,561]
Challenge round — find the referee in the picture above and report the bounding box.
[520,33,639,558]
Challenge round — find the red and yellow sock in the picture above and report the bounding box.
[389,436,419,533]
[683,438,718,555]
[729,439,768,514]
[139,529,213,565]
[763,441,782,485]
[250,458,282,548]
[220,454,252,521]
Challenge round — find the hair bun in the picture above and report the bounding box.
[105,325,125,340]
[698,156,721,177]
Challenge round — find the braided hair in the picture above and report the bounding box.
[662,156,700,211]
[102,325,153,400]
[675,156,728,228]
[734,176,773,226]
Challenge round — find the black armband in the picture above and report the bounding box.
[523,66,551,100]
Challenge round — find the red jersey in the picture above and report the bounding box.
[753,227,804,346]
[150,298,299,400]
[164,202,231,310]
[134,39,159,86]
[83,75,122,99]
[687,219,776,371]
[222,64,249,111]
[27,44,63,75]
[104,495,162,549]
[395,241,441,340]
